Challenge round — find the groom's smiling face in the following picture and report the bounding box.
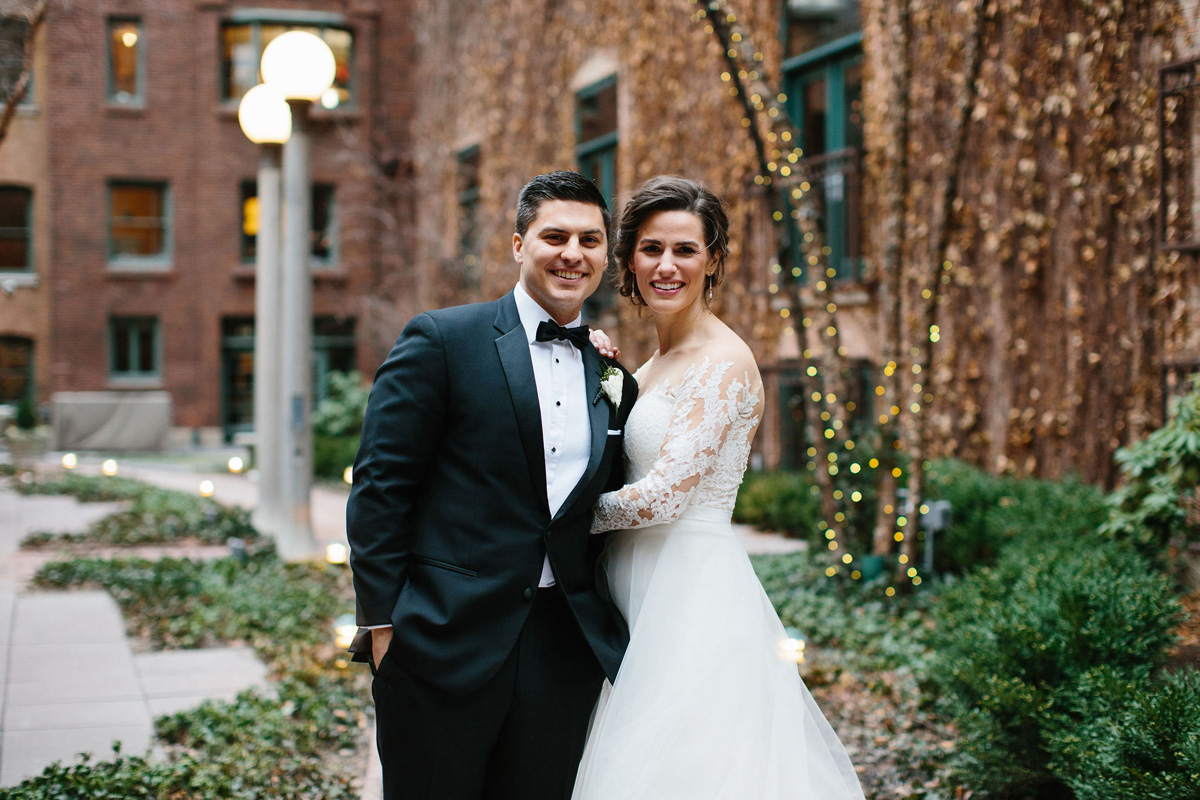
[513,199,607,325]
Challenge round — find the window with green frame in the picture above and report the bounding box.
[109,317,160,380]
[220,16,353,107]
[576,76,618,208]
[0,186,32,272]
[782,32,863,284]
[109,181,170,267]
[576,75,618,318]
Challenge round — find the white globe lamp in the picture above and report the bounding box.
[238,83,292,144]
[260,31,336,102]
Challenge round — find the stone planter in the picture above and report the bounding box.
[4,427,51,467]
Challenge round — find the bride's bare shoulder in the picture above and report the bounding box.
[703,330,761,386]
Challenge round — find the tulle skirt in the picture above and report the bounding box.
[571,506,865,800]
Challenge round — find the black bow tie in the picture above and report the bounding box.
[535,319,591,351]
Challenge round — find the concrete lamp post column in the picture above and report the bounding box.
[260,31,337,561]
[237,83,290,544]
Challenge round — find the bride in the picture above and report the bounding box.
[573,176,865,799]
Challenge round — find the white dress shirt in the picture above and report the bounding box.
[513,283,592,587]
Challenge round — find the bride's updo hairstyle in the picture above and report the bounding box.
[614,175,730,306]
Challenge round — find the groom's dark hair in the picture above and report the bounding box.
[515,171,611,238]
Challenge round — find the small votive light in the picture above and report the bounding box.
[101,459,119,476]
[61,453,77,470]
[326,542,350,565]
[334,613,357,649]
[228,456,244,473]
[199,480,215,497]
[778,626,807,664]
[343,466,353,484]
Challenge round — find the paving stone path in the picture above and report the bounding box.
[0,481,270,788]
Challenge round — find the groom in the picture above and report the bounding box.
[347,171,637,800]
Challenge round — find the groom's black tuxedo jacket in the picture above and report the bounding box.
[347,290,637,694]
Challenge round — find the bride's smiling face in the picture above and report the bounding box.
[631,210,712,318]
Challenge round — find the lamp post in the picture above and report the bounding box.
[237,84,291,542]
[260,31,336,560]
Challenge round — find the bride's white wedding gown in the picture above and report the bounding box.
[571,358,865,800]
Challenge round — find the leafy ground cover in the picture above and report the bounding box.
[7,545,368,799]
[15,473,259,549]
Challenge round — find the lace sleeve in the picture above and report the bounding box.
[591,358,750,533]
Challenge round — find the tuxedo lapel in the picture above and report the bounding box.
[554,345,612,522]
[494,294,550,517]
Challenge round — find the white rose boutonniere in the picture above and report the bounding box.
[597,364,623,411]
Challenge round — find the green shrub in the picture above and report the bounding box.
[313,370,368,438]
[930,536,1181,797]
[314,433,360,481]
[1048,666,1200,800]
[926,459,1108,574]
[14,393,37,430]
[1101,375,1200,557]
[734,471,819,538]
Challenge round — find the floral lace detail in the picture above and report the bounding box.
[591,357,762,533]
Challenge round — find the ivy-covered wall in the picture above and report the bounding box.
[395,0,1191,485]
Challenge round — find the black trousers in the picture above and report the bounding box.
[371,585,606,800]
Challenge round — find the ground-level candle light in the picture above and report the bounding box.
[61,453,77,470]
[334,614,357,649]
[228,456,244,473]
[326,542,349,565]
[343,466,353,485]
[778,627,807,664]
[199,480,215,497]
[101,459,118,476]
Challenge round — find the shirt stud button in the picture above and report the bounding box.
[556,401,561,406]
[551,447,557,453]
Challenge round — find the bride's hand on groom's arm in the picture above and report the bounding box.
[590,329,620,360]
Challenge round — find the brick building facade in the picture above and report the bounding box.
[0,0,415,442]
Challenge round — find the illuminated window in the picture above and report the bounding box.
[109,182,170,266]
[108,18,144,105]
[220,20,353,107]
[240,181,337,266]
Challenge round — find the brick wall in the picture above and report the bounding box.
[38,0,412,431]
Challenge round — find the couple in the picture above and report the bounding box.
[347,171,864,799]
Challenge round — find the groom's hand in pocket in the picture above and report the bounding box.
[371,626,393,670]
